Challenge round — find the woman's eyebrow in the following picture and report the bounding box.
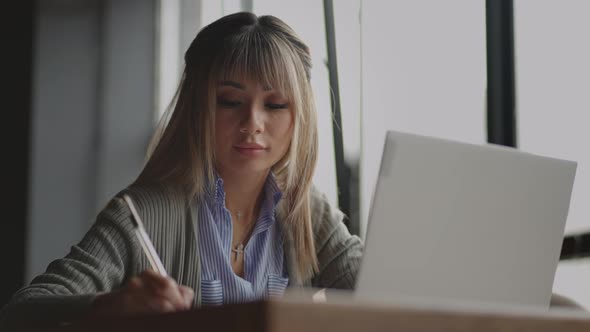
[218,80,244,89]
[217,80,273,91]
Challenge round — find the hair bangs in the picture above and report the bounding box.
[213,29,301,106]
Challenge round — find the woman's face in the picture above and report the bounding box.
[214,77,294,179]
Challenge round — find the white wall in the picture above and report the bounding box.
[28,0,102,280]
[514,0,590,308]
[27,0,156,281]
[95,0,157,208]
[156,0,202,120]
[156,0,181,120]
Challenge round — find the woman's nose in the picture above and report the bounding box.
[239,104,264,134]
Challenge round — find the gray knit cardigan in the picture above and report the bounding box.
[0,184,363,329]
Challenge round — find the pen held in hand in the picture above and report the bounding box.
[122,194,168,277]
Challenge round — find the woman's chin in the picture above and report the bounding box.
[226,161,273,176]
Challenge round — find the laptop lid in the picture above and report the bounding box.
[356,130,577,309]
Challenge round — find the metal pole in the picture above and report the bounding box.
[323,0,353,231]
[486,0,517,147]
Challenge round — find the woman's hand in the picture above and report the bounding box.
[89,270,194,317]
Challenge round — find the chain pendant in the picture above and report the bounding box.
[232,243,244,261]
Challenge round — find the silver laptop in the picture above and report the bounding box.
[356,130,577,310]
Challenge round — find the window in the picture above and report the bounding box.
[514,0,590,308]
[359,0,487,237]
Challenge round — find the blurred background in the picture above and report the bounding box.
[3,0,590,308]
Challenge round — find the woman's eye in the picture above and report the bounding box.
[266,103,289,110]
[217,97,241,107]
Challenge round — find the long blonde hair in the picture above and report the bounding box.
[134,12,319,281]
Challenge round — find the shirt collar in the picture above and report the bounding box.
[264,173,283,208]
[205,172,283,211]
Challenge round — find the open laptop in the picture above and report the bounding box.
[355,130,577,310]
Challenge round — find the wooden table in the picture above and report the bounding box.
[29,290,590,332]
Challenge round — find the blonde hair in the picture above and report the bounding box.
[134,12,319,281]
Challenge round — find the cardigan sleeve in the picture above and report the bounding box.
[0,196,140,330]
[310,188,364,290]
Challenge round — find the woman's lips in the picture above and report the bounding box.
[234,143,267,156]
[235,143,266,149]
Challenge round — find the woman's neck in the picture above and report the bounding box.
[220,170,269,225]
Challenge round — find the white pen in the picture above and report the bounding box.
[122,194,168,276]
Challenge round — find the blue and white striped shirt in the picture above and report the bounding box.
[197,174,288,305]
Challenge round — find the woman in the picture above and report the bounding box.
[0,12,363,328]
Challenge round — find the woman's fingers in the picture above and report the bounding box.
[127,275,143,290]
[145,297,177,313]
[179,285,195,307]
[139,270,190,310]
[89,270,193,317]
